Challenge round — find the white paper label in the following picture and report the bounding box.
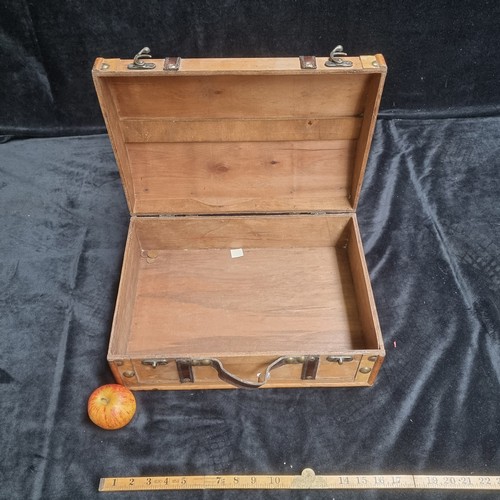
[230,248,244,258]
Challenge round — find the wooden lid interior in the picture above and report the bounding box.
[93,56,386,215]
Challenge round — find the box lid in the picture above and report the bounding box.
[92,52,386,216]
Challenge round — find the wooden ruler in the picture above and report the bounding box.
[99,468,500,492]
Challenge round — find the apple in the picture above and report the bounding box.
[87,384,136,430]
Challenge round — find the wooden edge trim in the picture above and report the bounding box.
[108,360,125,385]
[119,381,375,391]
[367,354,385,385]
[360,54,388,71]
[375,53,387,69]
[107,218,140,357]
[118,349,384,358]
[92,71,135,213]
[92,57,104,71]
[350,215,384,350]
[92,56,387,76]
[350,70,387,209]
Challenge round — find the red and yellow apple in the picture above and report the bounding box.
[87,384,136,430]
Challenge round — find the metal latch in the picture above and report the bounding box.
[325,45,353,68]
[128,47,156,70]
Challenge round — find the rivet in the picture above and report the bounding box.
[359,367,372,374]
[123,370,135,378]
[285,357,296,364]
[296,356,306,363]
[372,61,380,67]
[200,359,211,366]
[368,356,378,362]
[115,360,124,366]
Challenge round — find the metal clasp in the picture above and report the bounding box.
[325,45,353,68]
[128,47,156,70]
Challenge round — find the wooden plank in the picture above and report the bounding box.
[93,56,386,77]
[93,57,386,216]
[121,380,374,390]
[126,141,355,214]
[133,214,351,250]
[120,117,363,143]
[92,64,136,213]
[108,74,371,119]
[346,216,384,350]
[126,246,365,358]
[125,355,363,389]
[107,220,142,358]
[350,62,387,208]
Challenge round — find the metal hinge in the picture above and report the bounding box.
[299,55,317,70]
[164,57,181,71]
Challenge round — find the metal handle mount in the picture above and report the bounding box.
[177,356,319,389]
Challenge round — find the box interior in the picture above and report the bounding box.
[95,56,386,368]
[108,214,382,359]
[94,68,384,215]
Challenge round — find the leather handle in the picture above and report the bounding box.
[201,357,289,389]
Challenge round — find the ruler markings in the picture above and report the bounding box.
[99,470,500,492]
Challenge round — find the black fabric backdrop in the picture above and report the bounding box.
[1,118,499,500]
[1,0,500,137]
[1,1,500,499]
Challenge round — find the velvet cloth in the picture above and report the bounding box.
[1,0,500,137]
[1,116,499,499]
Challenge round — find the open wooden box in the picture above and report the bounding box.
[92,51,386,389]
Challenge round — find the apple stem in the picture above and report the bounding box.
[100,397,109,404]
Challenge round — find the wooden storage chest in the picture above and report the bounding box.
[92,50,387,390]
